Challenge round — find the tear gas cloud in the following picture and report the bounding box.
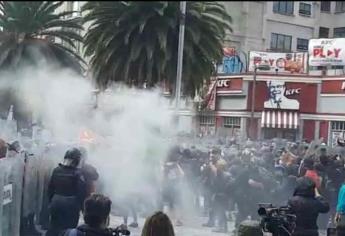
[0,63,198,217]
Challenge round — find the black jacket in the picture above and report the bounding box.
[48,164,87,206]
[288,177,329,236]
[81,163,99,195]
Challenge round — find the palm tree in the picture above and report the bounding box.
[83,1,231,96]
[0,1,85,73]
[0,1,85,130]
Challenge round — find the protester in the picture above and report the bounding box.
[288,177,330,236]
[161,146,184,226]
[303,157,321,189]
[46,148,87,236]
[141,211,175,236]
[211,159,232,233]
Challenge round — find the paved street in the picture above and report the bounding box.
[109,215,232,236]
[37,214,327,236]
[108,214,327,236]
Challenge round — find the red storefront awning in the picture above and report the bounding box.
[261,110,299,129]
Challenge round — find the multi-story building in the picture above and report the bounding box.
[55,2,345,144]
[200,1,345,145]
[222,2,345,52]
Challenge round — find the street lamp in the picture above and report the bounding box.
[250,64,270,140]
[175,1,187,125]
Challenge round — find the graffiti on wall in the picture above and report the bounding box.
[217,47,247,74]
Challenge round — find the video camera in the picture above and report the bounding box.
[107,225,131,236]
[258,203,296,236]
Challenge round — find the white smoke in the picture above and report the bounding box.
[0,64,199,220]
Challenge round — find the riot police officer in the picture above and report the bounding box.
[46,148,87,236]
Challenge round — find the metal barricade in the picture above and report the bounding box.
[0,156,24,236]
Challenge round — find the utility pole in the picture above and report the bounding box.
[249,64,270,139]
[175,1,186,126]
[250,67,258,140]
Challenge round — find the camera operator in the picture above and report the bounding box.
[288,177,329,236]
[62,194,130,236]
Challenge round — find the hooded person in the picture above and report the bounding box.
[288,177,330,236]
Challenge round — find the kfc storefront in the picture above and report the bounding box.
[247,75,320,141]
[200,76,248,138]
[200,45,345,142]
[246,51,320,141]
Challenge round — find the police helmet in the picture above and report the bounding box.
[64,148,82,163]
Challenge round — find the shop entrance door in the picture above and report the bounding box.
[264,128,297,141]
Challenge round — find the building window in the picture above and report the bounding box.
[319,27,329,38]
[331,65,344,69]
[335,1,345,13]
[296,38,309,51]
[299,2,311,16]
[223,117,241,128]
[270,33,292,52]
[199,115,215,126]
[332,121,345,131]
[330,121,345,147]
[273,1,294,15]
[334,27,345,38]
[321,1,331,12]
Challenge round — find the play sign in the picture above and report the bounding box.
[309,38,345,66]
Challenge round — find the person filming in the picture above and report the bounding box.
[288,177,329,236]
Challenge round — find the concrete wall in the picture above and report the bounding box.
[319,96,345,113]
[216,81,249,110]
[265,21,314,51]
[217,97,247,110]
[222,1,265,52]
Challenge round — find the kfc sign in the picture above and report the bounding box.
[342,81,345,90]
[285,88,301,96]
[264,81,300,110]
[309,38,345,66]
[249,51,308,74]
[217,79,230,88]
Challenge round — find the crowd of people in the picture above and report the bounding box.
[46,146,176,236]
[3,134,345,236]
[160,136,345,235]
